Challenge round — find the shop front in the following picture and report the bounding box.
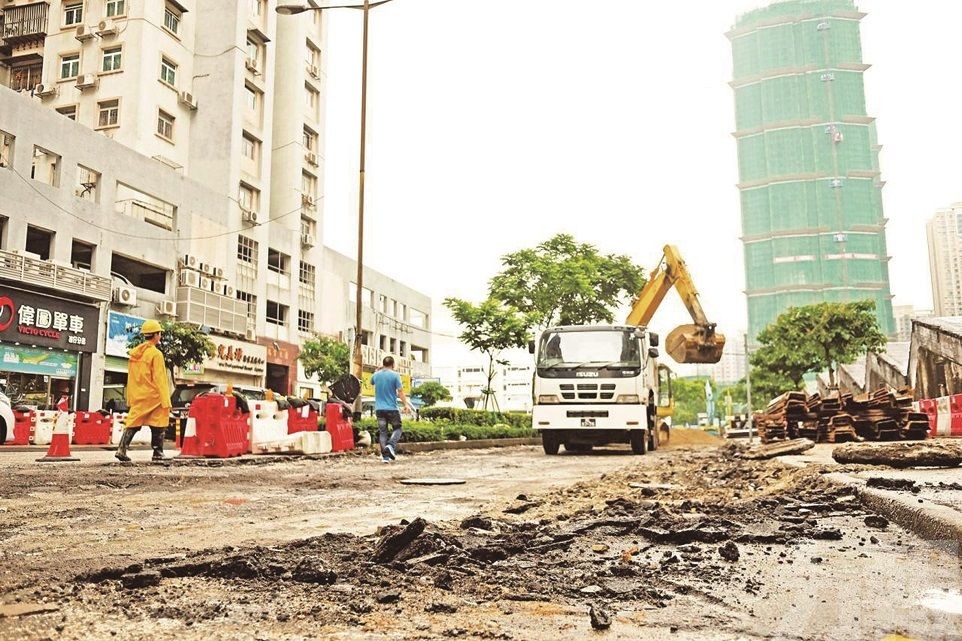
[0,287,100,410]
[257,338,299,396]
[178,336,267,388]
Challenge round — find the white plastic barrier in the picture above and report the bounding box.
[109,413,152,445]
[33,411,73,445]
[252,429,332,455]
[249,401,289,446]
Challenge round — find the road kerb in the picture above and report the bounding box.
[823,472,962,546]
[402,437,541,453]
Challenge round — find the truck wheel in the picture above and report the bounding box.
[630,430,648,455]
[649,427,658,451]
[541,430,560,455]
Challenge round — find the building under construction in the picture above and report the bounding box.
[729,0,896,340]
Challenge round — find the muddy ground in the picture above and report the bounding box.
[1,439,961,640]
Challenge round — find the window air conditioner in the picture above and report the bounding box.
[76,73,98,89]
[34,83,58,97]
[179,270,200,287]
[178,90,198,110]
[305,151,318,166]
[96,19,117,36]
[157,300,177,316]
[113,285,137,306]
[242,208,259,224]
[301,233,315,248]
[181,254,199,269]
[75,25,94,41]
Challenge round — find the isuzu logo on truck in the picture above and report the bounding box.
[575,371,599,377]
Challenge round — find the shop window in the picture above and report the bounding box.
[71,239,95,270]
[31,146,61,187]
[76,165,101,202]
[266,300,287,326]
[25,225,53,260]
[110,253,168,294]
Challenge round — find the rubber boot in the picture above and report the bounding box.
[150,427,167,462]
[115,428,136,462]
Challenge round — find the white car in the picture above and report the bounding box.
[0,391,16,445]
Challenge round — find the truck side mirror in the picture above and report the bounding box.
[649,347,659,359]
[649,332,660,347]
[528,340,535,354]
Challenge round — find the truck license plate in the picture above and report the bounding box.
[581,418,596,427]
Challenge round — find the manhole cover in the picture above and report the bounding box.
[399,478,466,486]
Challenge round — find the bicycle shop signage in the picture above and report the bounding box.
[0,288,99,353]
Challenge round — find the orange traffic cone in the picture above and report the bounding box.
[176,416,203,458]
[36,412,79,462]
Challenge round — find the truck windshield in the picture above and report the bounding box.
[537,330,641,369]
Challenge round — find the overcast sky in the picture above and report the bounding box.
[320,0,962,372]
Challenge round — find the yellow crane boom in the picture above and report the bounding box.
[626,245,726,364]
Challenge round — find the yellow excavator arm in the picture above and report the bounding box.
[626,245,726,364]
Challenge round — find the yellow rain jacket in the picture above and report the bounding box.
[125,342,172,428]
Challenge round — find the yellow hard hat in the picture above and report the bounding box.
[142,319,163,334]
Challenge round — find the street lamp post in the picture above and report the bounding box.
[277,0,394,391]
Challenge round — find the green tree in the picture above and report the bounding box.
[489,234,646,328]
[412,381,452,408]
[298,335,351,386]
[750,301,887,399]
[748,343,808,403]
[671,377,712,426]
[128,321,215,378]
[443,297,531,411]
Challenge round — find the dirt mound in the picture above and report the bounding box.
[663,428,722,448]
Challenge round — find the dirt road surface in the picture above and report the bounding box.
[2,438,960,640]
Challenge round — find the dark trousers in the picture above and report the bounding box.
[376,410,402,452]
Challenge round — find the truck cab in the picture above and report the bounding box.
[531,325,660,455]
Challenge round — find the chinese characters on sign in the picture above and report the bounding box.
[0,289,99,353]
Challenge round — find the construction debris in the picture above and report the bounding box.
[741,438,814,460]
[832,442,962,468]
[754,387,929,444]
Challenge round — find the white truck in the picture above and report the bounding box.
[530,245,726,455]
[531,325,663,454]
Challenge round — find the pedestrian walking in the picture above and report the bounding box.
[371,356,414,463]
[116,320,172,462]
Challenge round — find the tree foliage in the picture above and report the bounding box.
[411,381,453,408]
[128,321,215,371]
[489,234,646,328]
[298,335,351,386]
[750,301,887,403]
[671,377,712,426]
[443,297,531,411]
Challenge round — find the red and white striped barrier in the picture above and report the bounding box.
[918,395,962,437]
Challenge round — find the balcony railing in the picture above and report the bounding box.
[0,249,112,301]
[2,2,49,44]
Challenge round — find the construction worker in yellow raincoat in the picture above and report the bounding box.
[116,320,172,462]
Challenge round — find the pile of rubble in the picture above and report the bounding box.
[754,387,930,444]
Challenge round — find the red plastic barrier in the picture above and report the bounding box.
[288,404,319,434]
[918,398,938,436]
[72,411,111,445]
[325,402,355,452]
[7,408,33,445]
[188,393,250,458]
[950,395,962,434]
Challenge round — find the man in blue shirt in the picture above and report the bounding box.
[371,356,414,462]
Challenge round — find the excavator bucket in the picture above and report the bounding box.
[665,324,726,364]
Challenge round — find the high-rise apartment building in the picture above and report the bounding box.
[0,0,430,405]
[729,0,895,340]
[926,205,962,317]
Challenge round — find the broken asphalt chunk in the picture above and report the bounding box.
[372,517,427,563]
[589,604,613,630]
